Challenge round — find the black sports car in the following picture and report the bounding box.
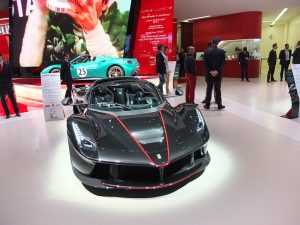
[63,77,210,190]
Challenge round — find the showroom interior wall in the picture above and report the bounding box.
[192,12,262,51]
[261,13,300,69]
[287,14,300,51]
[178,12,262,77]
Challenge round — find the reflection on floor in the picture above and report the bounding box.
[1,77,300,225]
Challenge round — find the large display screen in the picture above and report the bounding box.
[11,0,133,67]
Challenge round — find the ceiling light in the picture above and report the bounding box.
[187,15,211,21]
[271,8,288,26]
[181,15,211,22]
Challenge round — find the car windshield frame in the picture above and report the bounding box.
[87,80,165,112]
[71,55,91,64]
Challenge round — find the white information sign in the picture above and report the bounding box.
[163,61,176,94]
[292,64,300,116]
[41,73,64,121]
[168,61,177,93]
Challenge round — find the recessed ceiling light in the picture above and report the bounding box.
[187,15,211,21]
[181,15,211,22]
[271,8,288,26]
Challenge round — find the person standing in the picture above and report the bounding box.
[178,48,185,78]
[292,41,300,64]
[0,53,20,119]
[184,46,197,104]
[162,46,171,95]
[202,41,216,104]
[279,44,292,81]
[204,38,226,110]
[156,44,166,93]
[238,47,250,82]
[267,43,278,82]
[61,53,72,100]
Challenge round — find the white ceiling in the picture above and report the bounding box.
[175,0,300,21]
[262,7,300,25]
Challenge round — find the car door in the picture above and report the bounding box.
[70,56,100,79]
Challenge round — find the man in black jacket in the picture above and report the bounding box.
[279,44,292,81]
[292,41,300,64]
[61,53,72,99]
[0,54,20,119]
[267,43,278,82]
[156,44,166,93]
[204,38,226,110]
[238,47,250,82]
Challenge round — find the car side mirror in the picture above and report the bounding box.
[175,87,184,96]
[62,97,72,106]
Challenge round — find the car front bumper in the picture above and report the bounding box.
[70,135,211,190]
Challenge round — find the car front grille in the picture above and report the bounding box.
[89,147,207,184]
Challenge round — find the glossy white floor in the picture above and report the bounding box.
[1,77,300,225]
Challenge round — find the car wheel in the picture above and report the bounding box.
[107,65,124,77]
[50,68,61,73]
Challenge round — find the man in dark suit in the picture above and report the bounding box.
[238,47,250,82]
[279,44,292,81]
[156,44,166,93]
[178,48,185,78]
[204,38,226,110]
[292,41,300,64]
[267,43,278,82]
[61,53,72,99]
[0,53,20,119]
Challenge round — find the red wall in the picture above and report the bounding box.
[133,0,174,75]
[193,11,262,51]
[0,10,8,18]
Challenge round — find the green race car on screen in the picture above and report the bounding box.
[41,55,140,79]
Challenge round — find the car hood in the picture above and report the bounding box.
[86,105,209,166]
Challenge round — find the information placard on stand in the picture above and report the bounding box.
[41,73,64,121]
[167,61,177,94]
[292,64,300,106]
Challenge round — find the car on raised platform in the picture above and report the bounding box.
[41,55,139,79]
[62,77,210,190]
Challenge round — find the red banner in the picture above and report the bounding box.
[0,18,9,60]
[133,0,174,75]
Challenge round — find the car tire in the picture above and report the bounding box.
[50,68,61,73]
[107,65,124,77]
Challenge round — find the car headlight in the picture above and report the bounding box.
[196,108,205,132]
[72,123,98,159]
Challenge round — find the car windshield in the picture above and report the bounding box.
[89,81,164,111]
[71,56,91,64]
